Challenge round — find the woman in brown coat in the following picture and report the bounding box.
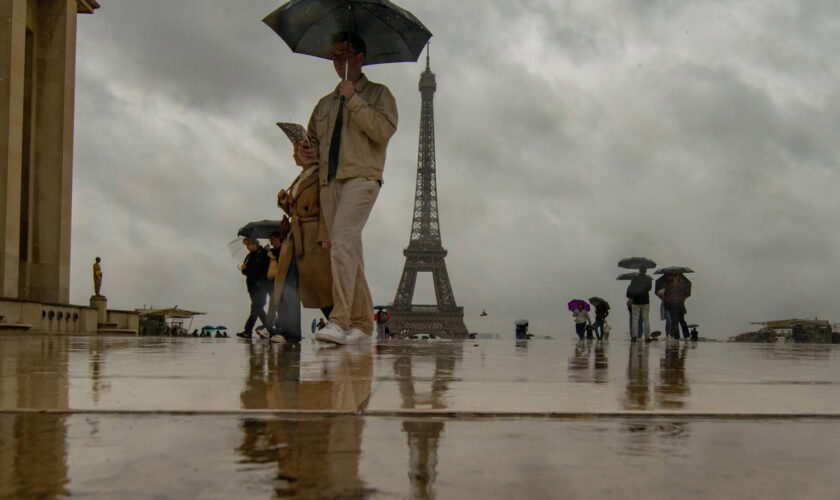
[269,130,333,342]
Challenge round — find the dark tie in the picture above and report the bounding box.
[327,97,345,182]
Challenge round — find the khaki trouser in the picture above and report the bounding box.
[320,178,380,334]
[631,303,651,339]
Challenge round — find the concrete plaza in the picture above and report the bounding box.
[2,334,839,498]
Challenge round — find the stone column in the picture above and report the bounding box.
[89,294,106,324]
[0,0,26,298]
[27,0,77,303]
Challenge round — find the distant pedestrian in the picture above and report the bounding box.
[515,319,529,340]
[572,304,591,340]
[236,238,272,339]
[626,268,653,342]
[591,299,610,340]
[656,273,691,339]
[375,310,391,340]
[262,228,287,337]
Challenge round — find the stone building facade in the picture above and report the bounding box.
[1,0,100,303]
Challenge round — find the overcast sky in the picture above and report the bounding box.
[69,0,840,339]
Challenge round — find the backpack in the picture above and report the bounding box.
[626,275,651,298]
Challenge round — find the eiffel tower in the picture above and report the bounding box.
[389,51,468,339]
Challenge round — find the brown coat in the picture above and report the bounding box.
[272,167,333,309]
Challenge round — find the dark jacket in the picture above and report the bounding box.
[242,246,271,294]
[595,303,610,320]
[626,274,652,305]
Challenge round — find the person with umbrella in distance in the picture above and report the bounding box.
[589,297,610,340]
[569,300,592,340]
[619,258,656,343]
[236,238,272,339]
[655,267,693,340]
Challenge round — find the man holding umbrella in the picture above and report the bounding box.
[619,257,656,342]
[263,0,431,344]
[655,267,693,339]
[298,32,397,344]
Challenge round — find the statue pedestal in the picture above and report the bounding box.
[90,295,107,324]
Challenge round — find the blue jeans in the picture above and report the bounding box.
[593,318,606,339]
[575,322,586,340]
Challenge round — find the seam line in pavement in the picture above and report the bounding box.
[2,409,840,420]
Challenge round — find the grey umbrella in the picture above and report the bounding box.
[263,0,432,65]
[237,220,281,240]
[618,257,657,270]
[655,266,695,275]
[616,272,640,280]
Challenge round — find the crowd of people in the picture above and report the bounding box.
[235,31,397,345]
[565,265,697,343]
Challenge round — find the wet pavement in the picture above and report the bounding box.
[2,334,839,498]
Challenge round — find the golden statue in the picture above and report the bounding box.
[93,257,103,296]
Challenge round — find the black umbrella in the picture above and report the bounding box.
[655,266,694,275]
[655,274,692,298]
[618,257,656,270]
[263,0,432,66]
[237,220,281,240]
[588,297,610,310]
[616,272,640,280]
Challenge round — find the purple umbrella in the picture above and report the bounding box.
[567,299,590,312]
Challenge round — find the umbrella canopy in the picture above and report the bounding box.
[201,325,216,332]
[588,297,610,309]
[655,274,692,299]
[655,266,695,275]
[215,325,228,330]
[263,0,432,65]
[514,319,529,327]
[567,299,590,312]
[618,257,656,270]
[616,272,640,280]
[137,307,205,319]
[237,220,282,240]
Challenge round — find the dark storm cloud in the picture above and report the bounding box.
[70,0,840,337]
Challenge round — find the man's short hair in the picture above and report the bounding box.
[269,230,283,239]
[332,31,367,56]
[243,238,258,245]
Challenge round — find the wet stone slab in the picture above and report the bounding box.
[2,414,840,499]
[1,335,839,414]
[1,334,839,498]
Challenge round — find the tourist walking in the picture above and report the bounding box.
[236,238,272,339]
[626,268,653,342]
[572,303,592,340]
[298,32,398,345]
[269,126,335,343]
[656,272,691,339]
[589,297,610,340]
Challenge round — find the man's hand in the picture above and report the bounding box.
[338,80,355,100]
[277,189,288,205]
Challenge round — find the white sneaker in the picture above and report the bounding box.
[315,322,346,344]
[342,328,371,345]
[254,326,269,339]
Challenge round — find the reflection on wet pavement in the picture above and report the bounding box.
[2,414,840,499]
[2,334,840,498]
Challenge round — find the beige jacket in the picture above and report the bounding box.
[306,74,398,186]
